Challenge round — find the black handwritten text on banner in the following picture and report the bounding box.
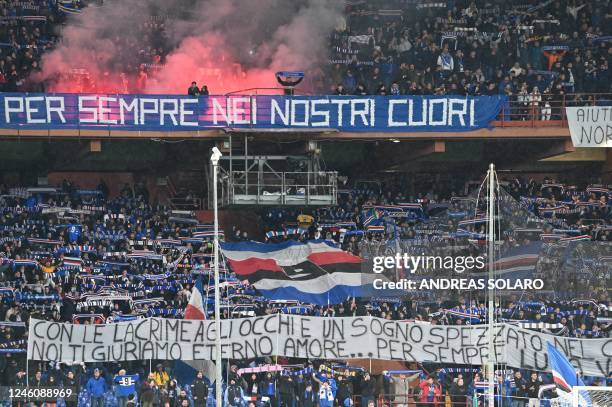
[27,316,611,377]
[566,106,612,147]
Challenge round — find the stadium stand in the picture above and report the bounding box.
[329,0,611,98]
[0,0,610,103]
[0,175,609,406]
[0,1,609,406]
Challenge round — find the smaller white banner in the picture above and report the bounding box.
[566,106,612,147]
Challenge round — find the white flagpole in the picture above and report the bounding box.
[486,163,496,407]
[211,147,223,407]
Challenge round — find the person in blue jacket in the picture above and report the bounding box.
[508,370,527,407]
[86,368,107,407]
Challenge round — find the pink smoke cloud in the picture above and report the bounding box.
[35,0,343,95]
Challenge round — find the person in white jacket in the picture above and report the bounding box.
[318,381,335,407]
[437,46,454,79]
[517,83,530,120]
[530,86,542,120]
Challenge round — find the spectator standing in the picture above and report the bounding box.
[449,377,468,405]
[530,86,542,121]
[510,371,527,407]
[191,370,209,407]
[166,379,179,406]
[139,375,157,407]
[541,88,553,120]
[176,389,189,406]
[335,84,347,95]
[46,375,58,407]
[260,372,277,406]
[14,369,26,387]
[224,377,244,407]
[355,83,368,95]
[188,81,200,96]
[336,374,354,406]
[114,369,139,407]
[517,84,530,120]
[137,67,148,91]
[302,382,316,407]
[153,364,169,387]
[64,370,78,407]
[437,46,454,79]
[417,375,441,407]
[343,70,357,94]
[278,373,295,406]
[360,372,376,406]
[318,381,335,407]
[86,368,107,407]
[31,370,45,387]
[246,373,259,397]
[390,81,400,95]
[526,372,541,407]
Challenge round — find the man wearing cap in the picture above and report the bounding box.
[86,368,107,407]
[153,364,169,387]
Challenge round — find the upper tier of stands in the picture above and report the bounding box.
[0,0,609,100]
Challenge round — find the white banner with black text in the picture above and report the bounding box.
[27,316,611,377]
[566,106,612,147]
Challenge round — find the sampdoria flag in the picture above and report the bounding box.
[546,342,595,406]
[220,240,383,305]
[62,257,82,271]
[546,342,585,392]
[176,277,215,386]
[184,277,206,320]
[490,241,542,280]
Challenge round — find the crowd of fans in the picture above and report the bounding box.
[12,356,611,407]
[0,0,61,92]
[0,0,171,93]
[1,1,611,111]
[0,173,607,405]
[0,1,609,406]
[328,0,611,109]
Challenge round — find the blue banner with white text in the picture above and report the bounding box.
[0,93,506,132]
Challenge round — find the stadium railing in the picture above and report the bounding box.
[374,393,560,406]
[169,196,203,210]
[226,170,338,206]
[494,93,612,128]
[374,393,471,406]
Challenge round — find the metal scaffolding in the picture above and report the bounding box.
[208,134,338,208]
